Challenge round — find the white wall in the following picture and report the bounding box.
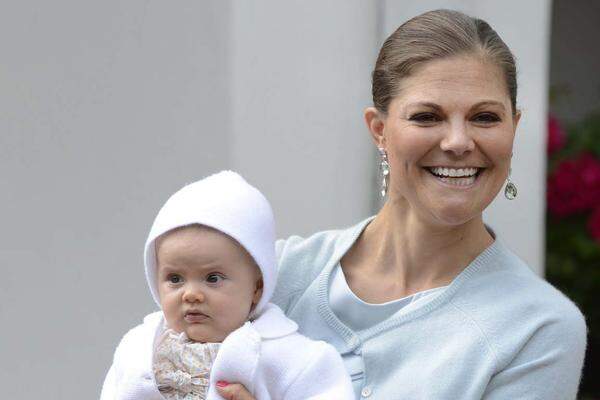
[0,1,550,398]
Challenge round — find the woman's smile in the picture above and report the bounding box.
[423,166,486,189]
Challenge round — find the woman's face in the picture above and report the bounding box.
[366,55,520,226]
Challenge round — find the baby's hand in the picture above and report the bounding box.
[216,381,255,400]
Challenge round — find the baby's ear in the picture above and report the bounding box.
[252,278,264,306]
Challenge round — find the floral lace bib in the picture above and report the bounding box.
[153,329,221,400]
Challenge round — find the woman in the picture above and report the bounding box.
[218,9,587,400]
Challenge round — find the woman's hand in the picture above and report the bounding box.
[216,381,256,400]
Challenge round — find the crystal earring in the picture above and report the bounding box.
[378,147,390,197]
[504,167,517,200]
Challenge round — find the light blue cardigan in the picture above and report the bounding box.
[272,217,587,399]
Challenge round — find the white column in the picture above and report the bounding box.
[229,0,378,238]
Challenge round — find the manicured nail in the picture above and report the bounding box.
[217,381,229,387]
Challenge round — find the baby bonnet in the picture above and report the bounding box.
[144,170,277,318]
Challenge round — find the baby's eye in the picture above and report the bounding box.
[206,273,224,284]
[472,112,501,123]
[167,274,183,284]
[409,113,441,124]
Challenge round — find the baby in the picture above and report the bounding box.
[100,171,353,400]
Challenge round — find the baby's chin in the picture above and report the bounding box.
[184,325,229,343]
[163,317,226,342]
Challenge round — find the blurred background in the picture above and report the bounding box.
[0,0,597,398]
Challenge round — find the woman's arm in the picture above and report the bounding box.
[483,308,587,399]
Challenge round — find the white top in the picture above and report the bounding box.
[328,263,447,390]
[329,263,447,331]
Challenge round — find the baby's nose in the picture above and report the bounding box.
[182,285,205,303]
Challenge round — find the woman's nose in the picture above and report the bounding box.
[440,122,475,156]
[182,284,205,303]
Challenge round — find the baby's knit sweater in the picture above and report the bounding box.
[272,217,587,399]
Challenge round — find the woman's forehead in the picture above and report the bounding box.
[393,56,510,108]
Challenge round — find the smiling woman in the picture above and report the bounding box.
[366,55,519,227]
[216,9,587,400]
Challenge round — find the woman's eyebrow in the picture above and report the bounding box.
[406,102,442,111]
[406,101,506,111]
[471,100,506,110]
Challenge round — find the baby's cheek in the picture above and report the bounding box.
[162,309,178,330]
[217,303,250,332]
[160,297,182,330]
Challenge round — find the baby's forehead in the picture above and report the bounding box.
[156,224,237,252]
[155,224,261,276]
[156,223,219,242]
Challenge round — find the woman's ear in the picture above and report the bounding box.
[513,109,522,132]
[364,106,386,148]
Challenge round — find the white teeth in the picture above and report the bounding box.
[437,175,476,186]
[429,167,479,178]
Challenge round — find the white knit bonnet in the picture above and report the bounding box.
[144,171,277,318]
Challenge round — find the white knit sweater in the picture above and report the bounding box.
[100,303,354,400]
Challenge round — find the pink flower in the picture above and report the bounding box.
[547,115,566,155]
[588,207,600,243]
[547,153,600,217]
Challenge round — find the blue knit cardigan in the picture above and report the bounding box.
[272,217,587,399]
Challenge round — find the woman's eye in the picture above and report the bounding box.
[473,113,500,123]
[206,273,224,284]
[168,274,183,284]
[409,113,441,124]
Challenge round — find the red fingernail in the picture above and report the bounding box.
[217,381,229,387]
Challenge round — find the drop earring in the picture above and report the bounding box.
[378,147,390,198]
[504,167,517,200]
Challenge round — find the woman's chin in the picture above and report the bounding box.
[428,203,482,226]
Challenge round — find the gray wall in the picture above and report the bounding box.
[1,2,232,398]
[0,1,550,398]
[228,0,377,237]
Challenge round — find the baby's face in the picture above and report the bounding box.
[156,225,263,342]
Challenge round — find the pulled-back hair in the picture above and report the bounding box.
[372,9,517,114]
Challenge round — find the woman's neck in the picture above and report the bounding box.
[342,199,494,300]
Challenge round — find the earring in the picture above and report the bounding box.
[378,147,390,197]
[504,167,517,200]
